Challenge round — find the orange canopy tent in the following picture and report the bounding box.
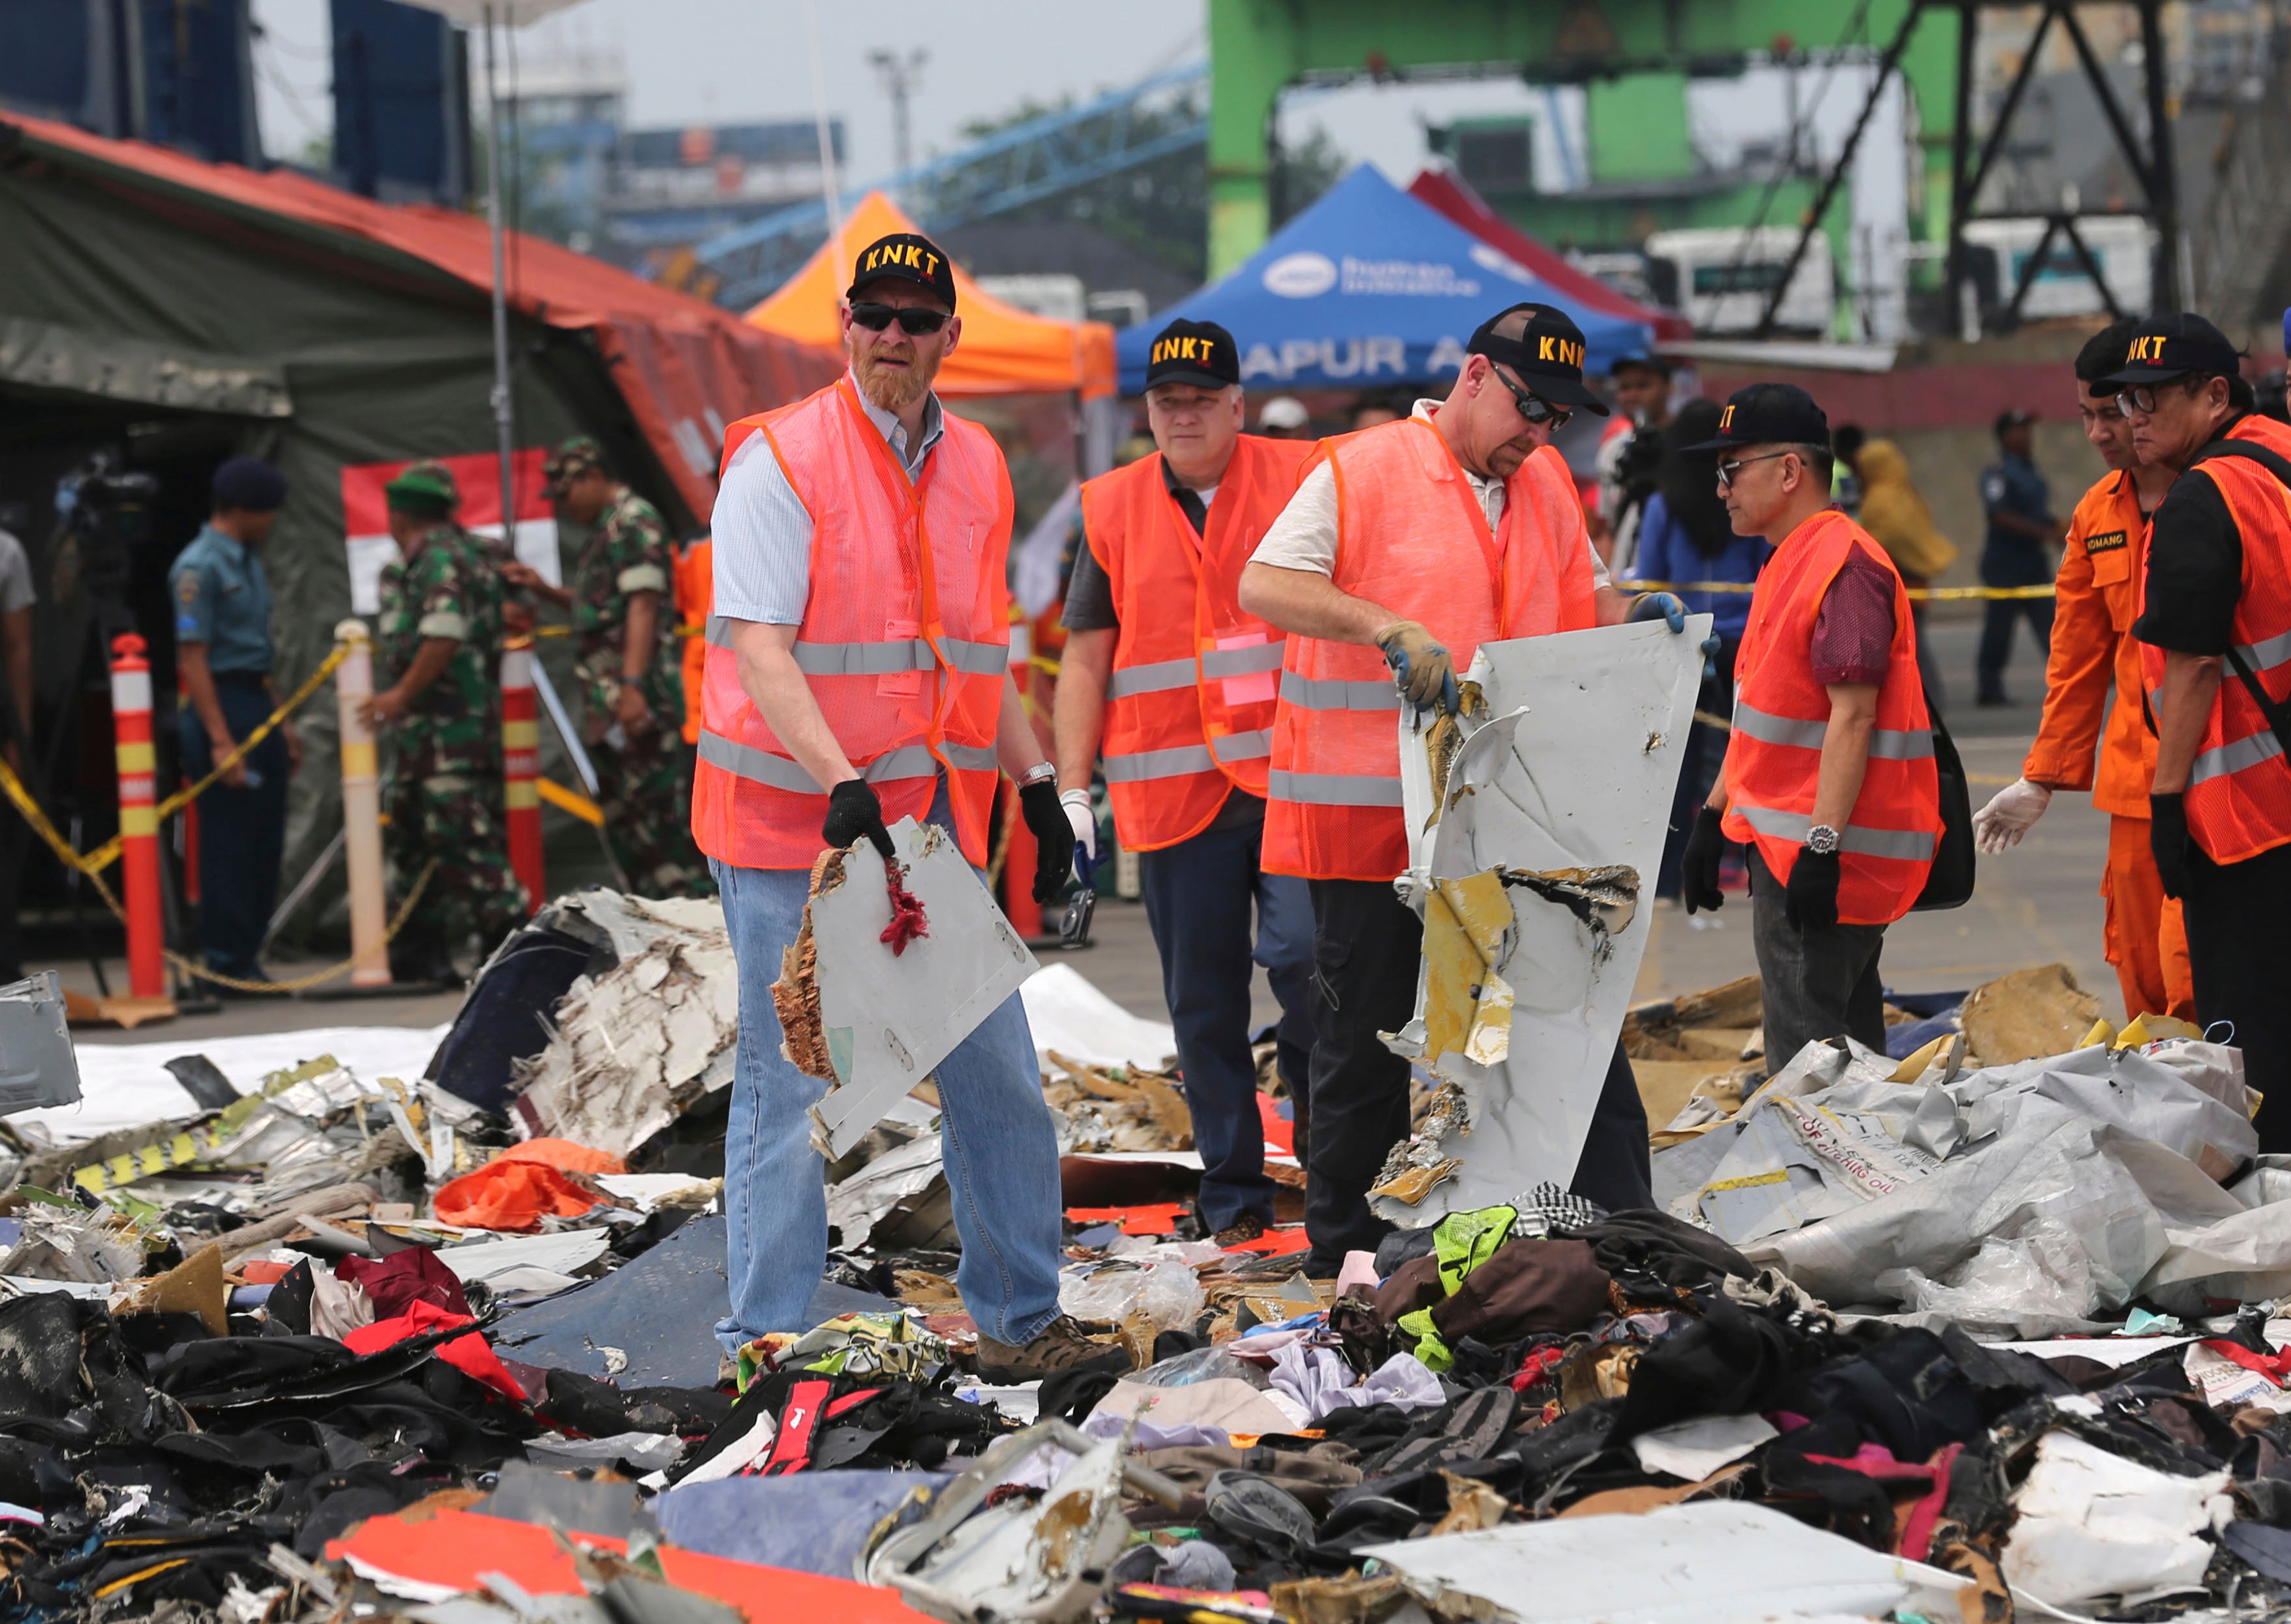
[745,193,1117,400]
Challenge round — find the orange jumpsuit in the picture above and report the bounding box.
[2021,471,2194,1020]
[675,537,711,747]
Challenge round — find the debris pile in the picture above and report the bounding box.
[4,891,2291,1622]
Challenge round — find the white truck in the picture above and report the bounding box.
[1643,227,1836,336]
[1959,216,2157,319]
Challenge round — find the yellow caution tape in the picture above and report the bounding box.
[1635,580,2055,601]
[0,641,349,878]
[537,776,603,825]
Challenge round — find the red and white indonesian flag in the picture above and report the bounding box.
[342,449,559,615]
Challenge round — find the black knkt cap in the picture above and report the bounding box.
[1469,302,1609,414]
[847,232,957,311]
[1143,319,1240,390]
[1683,381,1831,451]
[2098,312,2242,387]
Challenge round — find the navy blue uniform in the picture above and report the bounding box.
[1976,454,2057,703]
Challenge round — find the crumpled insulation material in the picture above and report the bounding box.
[512,894,740,1157]
[774,847,845,1083]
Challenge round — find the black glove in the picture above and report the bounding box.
[2150,791,2195,900]
[1682,803,1727,915]
[1784,845,1842,932]
[1019,779,1077,905]
[823,778,895,860]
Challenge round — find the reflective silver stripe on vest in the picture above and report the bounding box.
[1266,768,1405,808]
[706,614,737,649]
[1731,701,1934,760]
[1200,643,1285,678]
[1278,671,1402,712]
[1103,730,1273,782]
[1106,657,1198,699]
[696,732,991,794]
[791,636,1008,677]
[2189,727,2286,786]
[2236,627,2291,675]
[1729,800,1937,861]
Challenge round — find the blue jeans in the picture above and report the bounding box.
[712,789,1065,1352]
[1136,812,1313,1231]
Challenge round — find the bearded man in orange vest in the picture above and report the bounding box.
[697,232,1108,1380]
[1053,319,1319,1248]
[1240,303,1693,1269]
[2112,312,2291,1152]
[1681,384,1942,1074]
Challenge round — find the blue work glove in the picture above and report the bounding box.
[1376,620,1461,718]
[1631,591,1689,634]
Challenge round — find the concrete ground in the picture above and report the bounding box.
[49,610,2129,1053]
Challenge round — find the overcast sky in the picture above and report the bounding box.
[251,0,1207,185]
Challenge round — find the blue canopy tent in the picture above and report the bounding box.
[1119,166,1651,395]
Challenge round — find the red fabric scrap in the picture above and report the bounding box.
[1065,1203,1185,1236]
[336,1246,471,1321]
[1256,1092,1294,1156]
[2201,1339,2291,1383]
[1799,1441,1961,1560]
[881,862,930,956]
[326,1508,937,1623]
[1511,1344,1568,1393]
[1222,1225,1313,1257]
[342,1301,526,1402]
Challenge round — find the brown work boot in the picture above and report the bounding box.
[974,1316,1133,1383]
[1212,1213,1267,1248]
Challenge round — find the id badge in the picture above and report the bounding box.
[880,617,923,697]
[1213,630,1276,706]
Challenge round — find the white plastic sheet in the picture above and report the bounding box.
[1018,962,1176,1072]
[1359,1500,1969,1624]
[1375,619,1706,1221]
[2001,1431,2231,1607]
[24,1026,448,1147]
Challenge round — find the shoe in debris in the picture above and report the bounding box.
[1213,1213,1268,1248]
[974,1315,1133,1382]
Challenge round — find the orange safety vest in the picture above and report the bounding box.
[692,377,1015,870]
[1723,509,1940,925]
[2138,414,2291,866]
[677,537,712,747]
[1081,435,1317,851]
[1262,416,1598,883]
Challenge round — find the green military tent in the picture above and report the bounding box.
[0,110,839,953]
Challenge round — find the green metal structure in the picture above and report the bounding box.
[1207,0,1962,278]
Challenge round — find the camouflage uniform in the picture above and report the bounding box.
[546,436,708,896]
[375,515,529,976]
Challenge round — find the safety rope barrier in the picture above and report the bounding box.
[0,642,351,879]
[62,851,440,995]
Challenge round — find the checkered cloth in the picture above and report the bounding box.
[1510,1181,1607,1238]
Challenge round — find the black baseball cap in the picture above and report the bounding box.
[2097,313,2241,387]
[1994,408,2035,437]
[1143,319,1239,390]
[847,232,957,312]
[1683,382,1830,451]
[1469,302,1609,414]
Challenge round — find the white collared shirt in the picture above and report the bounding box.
[713,372,948,626]
[1250,398,1611,590]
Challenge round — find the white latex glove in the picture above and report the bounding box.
[1060,787,1097,865]
[1973,777,2052,854]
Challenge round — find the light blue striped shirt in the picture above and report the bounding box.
[713,375,946,626]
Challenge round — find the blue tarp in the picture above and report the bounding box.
[1119,166,1651,395]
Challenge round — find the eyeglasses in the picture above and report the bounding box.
[1491,366,1572,429]
[849,302,949,335]
[1715,450,1794,491]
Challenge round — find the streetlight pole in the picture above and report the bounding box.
[868,45,927,176]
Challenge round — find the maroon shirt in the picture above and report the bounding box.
[1809,551,1897,687]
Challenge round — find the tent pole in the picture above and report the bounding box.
[483,4,518,560]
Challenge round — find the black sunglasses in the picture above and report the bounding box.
[850,302,949,335]
[1491,364,1572,429]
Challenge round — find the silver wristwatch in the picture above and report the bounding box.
[1805,824,1842,856]
[1018,761,1058,788]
